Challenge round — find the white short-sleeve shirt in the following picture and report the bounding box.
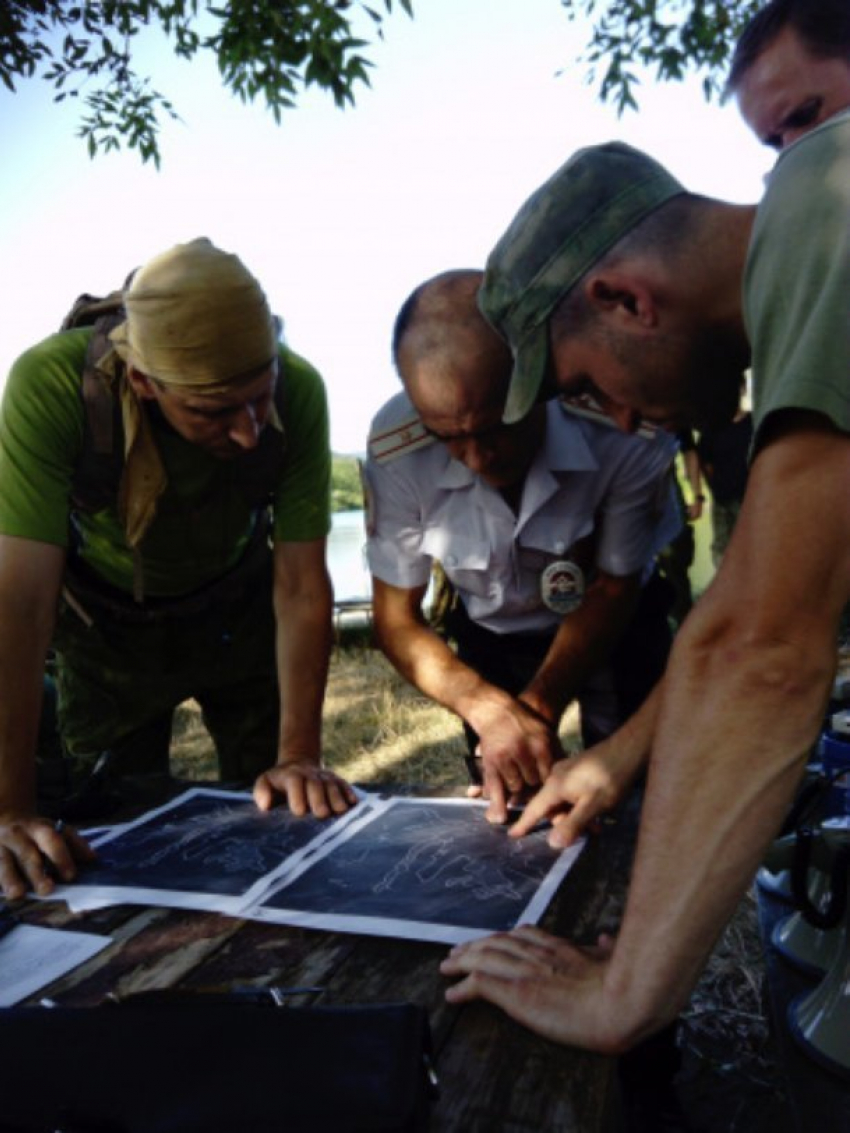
[365,392,680,634]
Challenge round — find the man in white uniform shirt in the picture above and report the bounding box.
[364,270,680,823]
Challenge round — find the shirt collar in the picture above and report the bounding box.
[540,401,599,474]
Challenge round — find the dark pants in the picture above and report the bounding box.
[47,552,280,789]
[447,571,673,763]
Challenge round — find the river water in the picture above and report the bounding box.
[327,509,371,602]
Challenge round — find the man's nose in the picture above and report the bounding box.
[229,404,260,449]
[454,440,491,474]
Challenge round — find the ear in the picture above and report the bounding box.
[584,270,658,329]
[126,365,158,401]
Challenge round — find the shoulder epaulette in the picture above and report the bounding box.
[559,394,661,441]
[368,412,434,464]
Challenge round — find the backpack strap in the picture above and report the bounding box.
[60,290,127,333]
[67,297,128,512]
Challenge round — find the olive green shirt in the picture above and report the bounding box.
[745,112,850,444]
[0,329,331,596]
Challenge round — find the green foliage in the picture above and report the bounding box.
[331,453,364,513]
[559,1,763,112]
[3,1,770,164]
[1,0,413,166]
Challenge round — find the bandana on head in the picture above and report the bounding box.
[104,238,279,569]
[110,236,277,390]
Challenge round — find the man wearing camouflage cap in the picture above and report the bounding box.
[441,126,850,1052]
[0,237,355,901]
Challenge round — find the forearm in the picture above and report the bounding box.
[589,678,661,786]
[521,576,639,725]
[682,449,703,500]
[0,539,64,815]
[605,616,824,1041]
[274,569,333,765]
[598,419,850,1043]
[375,603,514,732]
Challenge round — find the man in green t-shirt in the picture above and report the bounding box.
[0,238,355,901]
[726,0,850,152]
[439,124,850,1053]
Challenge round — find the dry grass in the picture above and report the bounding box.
[169,643,471,787]
[322,645,469,788]
[171,639,582,789]
[677,890,790,1131]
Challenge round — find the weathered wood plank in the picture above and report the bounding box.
[178,920,361,995]
[29,906,243,1005]
[431,1000,617,1132]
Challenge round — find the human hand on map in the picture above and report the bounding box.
[508,746,633,848]
[0,810,95,899]
[440,925,622,1051]
[467,698,565,825]
[253,759,357,819]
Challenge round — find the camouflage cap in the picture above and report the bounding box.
[479,142,685,423]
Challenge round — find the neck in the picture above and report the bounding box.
[697,203,756,340]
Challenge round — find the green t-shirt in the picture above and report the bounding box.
[744,112,850,444]
[0,329,331,596]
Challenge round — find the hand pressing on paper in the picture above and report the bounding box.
[464,695,564,825]
[440,925,624,1052]
[509,733,647,848]
[253,759,358,819]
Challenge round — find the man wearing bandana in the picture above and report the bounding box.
[364,270,680,824]
[0,238,355,900]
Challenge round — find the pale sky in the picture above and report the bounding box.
[0,0,773,454]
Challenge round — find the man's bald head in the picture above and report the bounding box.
[392,269,513,419]
[391,270,545,491]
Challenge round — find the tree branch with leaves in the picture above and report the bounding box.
[0,0,413,166]
[560,0,763,111]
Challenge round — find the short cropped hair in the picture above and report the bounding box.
[550,194,705,345]
[727,0,850,95]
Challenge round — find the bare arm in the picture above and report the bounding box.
[443,414,850,1051]
[0,535,93,898]
[510,680,662,847]
[600,416,848,1039]
[520,570,641,725]
[253,538,356,818]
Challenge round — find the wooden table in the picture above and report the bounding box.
[12,782,638,1132]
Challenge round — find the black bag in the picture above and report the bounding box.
[0,1001,435,1132]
